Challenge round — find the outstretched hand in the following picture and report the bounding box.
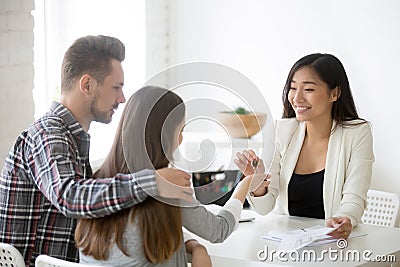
[234,149,265,176]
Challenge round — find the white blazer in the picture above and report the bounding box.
[249,118,374,227]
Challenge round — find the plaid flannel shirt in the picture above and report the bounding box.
[0,102,158,266]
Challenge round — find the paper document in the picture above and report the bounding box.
[262,225,366,252]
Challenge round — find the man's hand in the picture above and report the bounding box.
[155,167,195,203]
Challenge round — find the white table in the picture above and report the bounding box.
[195,208,400,266]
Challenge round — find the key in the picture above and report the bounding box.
[251,159,258,170]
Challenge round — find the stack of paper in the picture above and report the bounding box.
[262,225,365,252]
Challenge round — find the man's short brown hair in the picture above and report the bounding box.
[61,35,125,92]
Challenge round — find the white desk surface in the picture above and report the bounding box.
[194,207,400,267]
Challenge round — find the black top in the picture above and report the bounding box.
[288,169,325,219]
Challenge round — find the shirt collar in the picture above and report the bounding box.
[49,101,91,149]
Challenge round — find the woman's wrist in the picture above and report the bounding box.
[250,187,268,197]
[232,176,252,203]
[248,174,270,197]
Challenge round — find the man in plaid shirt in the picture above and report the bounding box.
[0,35,192,266]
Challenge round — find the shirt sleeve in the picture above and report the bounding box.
[181,201,242,243]
[222,198,243,227]
[30,127,158,218]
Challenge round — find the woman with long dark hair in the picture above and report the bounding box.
[236,53,374,239]
[75,86,252,266]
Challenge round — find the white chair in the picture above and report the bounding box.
[35,255,106,267]
[361,189,400,227]
[0,243,25,267]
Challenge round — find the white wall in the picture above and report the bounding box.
[167,0,400,195]
[0,0,35,163]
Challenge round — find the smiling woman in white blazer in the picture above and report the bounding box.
[235,53,374,240]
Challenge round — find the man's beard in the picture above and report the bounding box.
[90,93,112,124]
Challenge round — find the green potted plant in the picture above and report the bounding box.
[218,107,267,138]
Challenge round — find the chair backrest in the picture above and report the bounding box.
[35,255,105,267]
[0,243,25,267]
[361,189,400,227]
